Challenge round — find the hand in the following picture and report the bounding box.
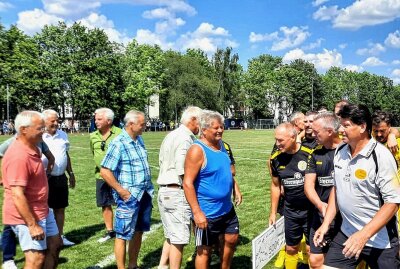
[118,188,131,201]
[317,202,328,217]
[29,223,45,241]
[47,163,54,174]
[268,213,276,227]
[193,210,208,229]
[387,134,399,155]
[313,224,329,248]
[342,230,369,259]
[69,174,76,189]
[233,190,243,206]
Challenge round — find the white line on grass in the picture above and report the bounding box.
[235,156,266,162]
[88,223,162,269]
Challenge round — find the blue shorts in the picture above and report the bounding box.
[114,192,152,240]
[11,209,59,251]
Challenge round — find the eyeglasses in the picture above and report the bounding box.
[101,141,106,151]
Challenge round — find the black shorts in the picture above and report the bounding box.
[96,179,115,207]
[195,207,239,247]
[309,212,341,254]
[48,174,69,209]
[325,230,400,269]
[284,208,309,247]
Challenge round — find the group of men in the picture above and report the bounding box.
[269,101,400,269]
[1,106,241,269]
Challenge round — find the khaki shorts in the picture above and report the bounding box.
[158,186,191,244]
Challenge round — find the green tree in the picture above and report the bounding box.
[35,22,124,120]
[212,47,243,117]
[122,40,165,112]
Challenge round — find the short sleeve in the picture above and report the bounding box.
[101,140,122,171]
[4,155,29,187]
[306,153,317,174]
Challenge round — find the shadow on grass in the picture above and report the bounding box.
[183,254,252,269]
[238,234,250,245]
[141,246,163,268]
[64,223,104,245]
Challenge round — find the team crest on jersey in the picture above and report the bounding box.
[294,172,302,180]
[297,160,307,171]
[355,169,367,180]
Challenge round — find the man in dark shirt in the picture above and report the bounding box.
[269,122,312,269]
[304,112,342,269]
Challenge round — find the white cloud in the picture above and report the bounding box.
[344,64,363,72]
[282,48,342,70]
[142,8,172,19]
[249,32,278,43]
[302,38,324,50]
[392,60,400,65]
[361,57,386,66]
[312,0,329,7]
[0,1,13,11]
[385,30,400,48]
[339,43,347,49]
[392,69,400,77]
[135,29,172,49]
[313,0,400,30]
[17,8,63,35]
[356,43,386,56]
[313,5,339,21]
[79,13,132,44]
[249,26,310,51]
[176,22,237,54]
[42,0,101,18]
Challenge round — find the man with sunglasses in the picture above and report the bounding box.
[90,108,121,243]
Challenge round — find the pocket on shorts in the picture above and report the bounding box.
[115,196,136,234]
[159,192,178,212]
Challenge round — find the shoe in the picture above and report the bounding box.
[97,230,116,243]
[62,235,75,246]
[2,260,17,269]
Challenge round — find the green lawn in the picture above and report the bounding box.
[0,130,277,268]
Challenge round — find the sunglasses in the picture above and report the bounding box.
[101,141,106,151]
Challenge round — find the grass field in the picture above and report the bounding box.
[0,129,278,268]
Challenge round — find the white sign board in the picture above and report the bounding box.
[252,217,285,269]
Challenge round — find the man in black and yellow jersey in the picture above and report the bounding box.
[302,111,318,150]
[269,122,313,269]
[304,112,342,269]
[372,111,400,167]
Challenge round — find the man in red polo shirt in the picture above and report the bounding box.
[2,111,61,269]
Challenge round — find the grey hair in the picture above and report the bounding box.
[124,110,144,126]
[95,108,115,121]
[180,106,202,125]
[15,110,44,134]
[42,109,59,120]
[276,122,297,138]
[200,110,224,131]
[314,112,340,133]
[289,112,305,125]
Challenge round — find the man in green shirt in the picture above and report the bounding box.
[90,108,122,243]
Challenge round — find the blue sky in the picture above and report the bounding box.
[1,0,400,83]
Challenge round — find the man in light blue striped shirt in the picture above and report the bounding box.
[101,110,153,269]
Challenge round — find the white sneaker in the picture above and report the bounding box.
[2,260,17,269]
[62,235,75,246]
[97,230,116,243]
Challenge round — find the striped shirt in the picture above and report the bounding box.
[101,129,153,201]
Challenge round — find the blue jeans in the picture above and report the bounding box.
[2,225,16,262]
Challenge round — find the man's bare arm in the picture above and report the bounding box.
[183,145,206,229]
[305,173,327,216]
[11,186,45,240]
[269,175,281,226]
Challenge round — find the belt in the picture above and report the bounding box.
[160,184,183,189]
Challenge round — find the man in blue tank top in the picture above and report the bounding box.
[184,110,239,269]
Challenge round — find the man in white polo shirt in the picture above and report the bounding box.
[157,106,202,269]
[42,109,76,246]
[314,104,400,269]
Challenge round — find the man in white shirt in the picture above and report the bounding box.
[157,106,202,269]
[42,109,76,246]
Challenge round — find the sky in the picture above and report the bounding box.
[1,0,400,84]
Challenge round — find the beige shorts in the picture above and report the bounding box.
[158,186,191,244]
